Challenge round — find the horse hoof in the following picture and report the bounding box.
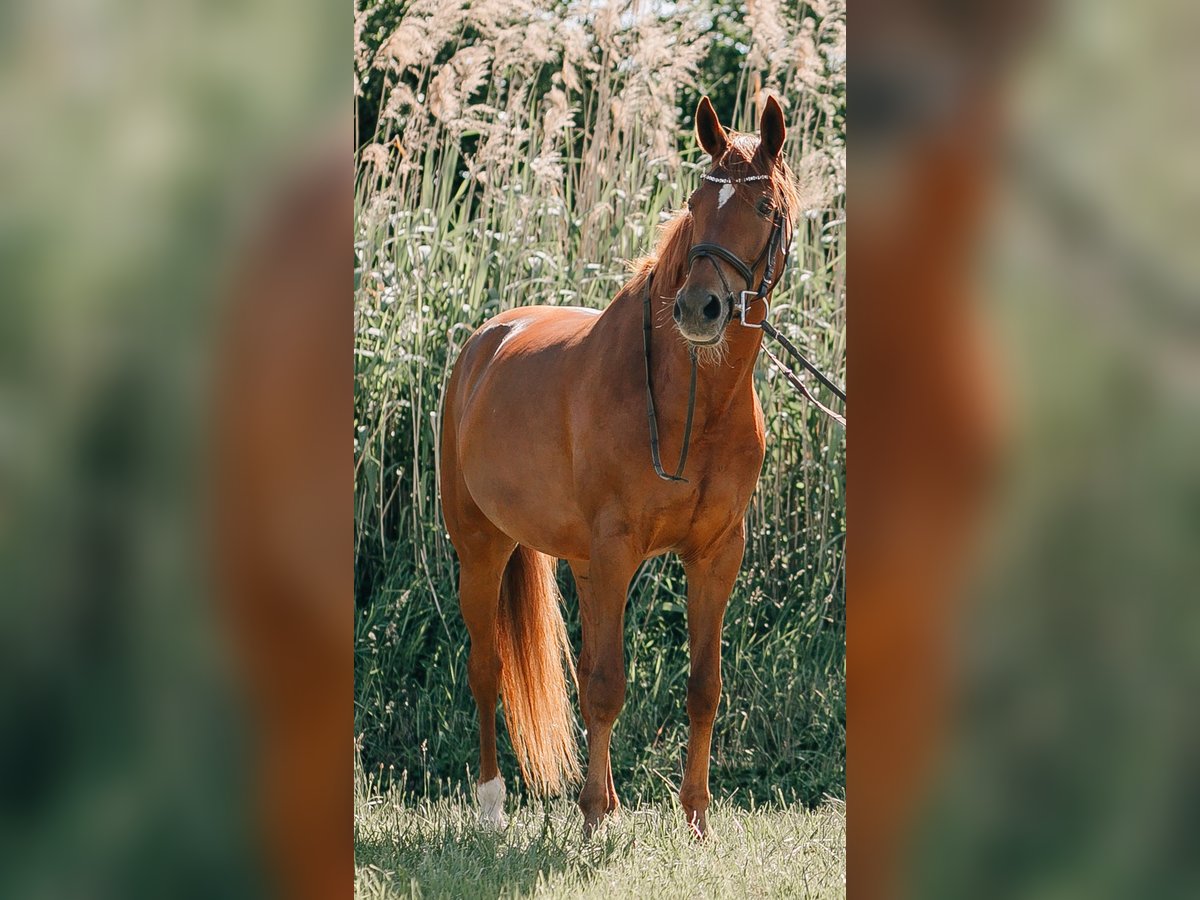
[582,806,616,840]
[581,811,604,840]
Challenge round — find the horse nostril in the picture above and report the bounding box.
[672,299,682,323]
[702,295,722,320]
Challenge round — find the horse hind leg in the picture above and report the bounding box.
[441,408,517,826]
[569,560,619,818]
[457,536,515,827]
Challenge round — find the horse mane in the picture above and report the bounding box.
[625,211,696,300]
[621,133,802,302]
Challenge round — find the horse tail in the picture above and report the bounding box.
[497,545,581,795]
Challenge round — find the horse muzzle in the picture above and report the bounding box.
[673,287,729,344]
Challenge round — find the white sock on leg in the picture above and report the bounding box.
[477,776,507,828]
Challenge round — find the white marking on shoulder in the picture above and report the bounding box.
[477,776,507,828]
[717,182,735,208]
[475,320,506,338]
[497,318,530,349]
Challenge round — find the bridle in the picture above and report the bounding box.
[642,172,791,482]
[642,170,846,483]
[686,173,792,333]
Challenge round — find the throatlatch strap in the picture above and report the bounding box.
[643,273,698,482]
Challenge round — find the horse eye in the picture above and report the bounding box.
[756,198,773,216]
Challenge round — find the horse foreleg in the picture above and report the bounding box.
[575,538,639,835]
[680,528,745,838]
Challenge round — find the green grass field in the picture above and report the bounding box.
[355,782,845,899]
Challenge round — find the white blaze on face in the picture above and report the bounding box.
[477,776,507,828]
[717,182,735,209]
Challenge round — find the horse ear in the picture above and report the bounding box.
[758,95,786,161]
[695,96,728,160]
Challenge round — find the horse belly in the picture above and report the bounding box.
[478,489,590,560]
[460,443,591,558]
[456,386,591,560]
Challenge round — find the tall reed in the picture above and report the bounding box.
[354,0,845,806]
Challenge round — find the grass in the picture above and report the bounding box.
[355,770,845,899]
[353,0,845,840]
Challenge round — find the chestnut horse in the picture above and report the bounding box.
[440,96,801,836]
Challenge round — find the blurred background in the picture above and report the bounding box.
[0,0,345,897]
[914,0,1200,895]
[850,0,1200,897]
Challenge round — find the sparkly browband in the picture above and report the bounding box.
[702,173,771,184]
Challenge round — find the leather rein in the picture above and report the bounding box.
[642,173,846,483]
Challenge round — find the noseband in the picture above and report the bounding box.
[685,173,792,330]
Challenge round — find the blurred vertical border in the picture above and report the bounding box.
[4,0,1198,896]
[849,0,1199,897]
[0,1,349,898]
